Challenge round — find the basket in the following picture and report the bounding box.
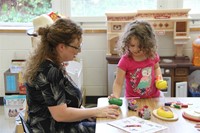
[192,36,200,66]
[188,89,200,97]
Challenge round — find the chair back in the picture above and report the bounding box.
[19,113,33,133]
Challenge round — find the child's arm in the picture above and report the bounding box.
[154,62,163,79]
[154,62,167,90]
[111,67,126,98]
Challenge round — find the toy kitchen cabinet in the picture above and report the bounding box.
[159,56,192,97]
[106,9,191,57]
[106,55,192,97]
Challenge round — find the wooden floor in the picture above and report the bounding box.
[0,106,16,133]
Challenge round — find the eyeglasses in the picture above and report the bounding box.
[67,43,82,51]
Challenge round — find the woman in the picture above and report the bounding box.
[23,18,119,133]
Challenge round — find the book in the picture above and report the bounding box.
[107,116,167,133]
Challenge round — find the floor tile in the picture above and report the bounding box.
[0,106,16,133]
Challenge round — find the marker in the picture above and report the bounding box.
[164,102,172,106]
[173,104,181,109]
[125,124,141,127]
[181,104,188,108]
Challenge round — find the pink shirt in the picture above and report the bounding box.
[118,53,160,98]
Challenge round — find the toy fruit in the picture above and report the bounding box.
[108,98,122,106]
[156,76,167,90]
[156,80,167,90]
[157,106,174,118]
[138,105,151,120]
[128,99,138,111]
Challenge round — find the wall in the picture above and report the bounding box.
[0,29,199,97]
[0,32,30,96]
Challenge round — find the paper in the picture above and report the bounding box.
[107,116,167,133]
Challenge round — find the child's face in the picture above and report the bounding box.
[128,37,144,57]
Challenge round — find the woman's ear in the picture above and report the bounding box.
[57,43,66,52]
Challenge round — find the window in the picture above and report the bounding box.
[69,0,200,28]
[0,0,200,27]
[0,0,52,23]
[71,0,157,17]
[183,0,200,14]
[183,0,200,25]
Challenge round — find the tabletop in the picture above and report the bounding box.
[95,97,200,133]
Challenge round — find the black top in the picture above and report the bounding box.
[26,60,95,133]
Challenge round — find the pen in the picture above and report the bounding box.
[125,124,141,127]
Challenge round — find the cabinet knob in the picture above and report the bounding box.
[165,69,170,74]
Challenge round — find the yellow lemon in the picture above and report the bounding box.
[156,80,167,90]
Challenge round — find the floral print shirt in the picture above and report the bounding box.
[118,54,160,98]
[26,60,95,133]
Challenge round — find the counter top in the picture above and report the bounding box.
[106,55,193,68]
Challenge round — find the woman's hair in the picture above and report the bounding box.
[117,20,157,58]
[23,18,82,84]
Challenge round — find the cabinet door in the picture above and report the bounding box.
[108,64,125,96]
[174,21,189,38]
[175,68,188,76]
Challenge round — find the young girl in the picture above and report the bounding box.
[110,20,165,99]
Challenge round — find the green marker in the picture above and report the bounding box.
[173,104,181,109]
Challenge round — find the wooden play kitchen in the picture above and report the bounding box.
[105,9,191,57]
[105,9,195,97]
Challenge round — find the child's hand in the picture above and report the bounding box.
[108,93,117,99]
[156,80,167,90]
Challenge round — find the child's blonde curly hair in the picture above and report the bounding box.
[117,20,157,58]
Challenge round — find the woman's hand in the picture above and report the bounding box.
[96,105,120,119]
[81,106,96,122]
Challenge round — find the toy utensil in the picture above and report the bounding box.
[108,98,123,106]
